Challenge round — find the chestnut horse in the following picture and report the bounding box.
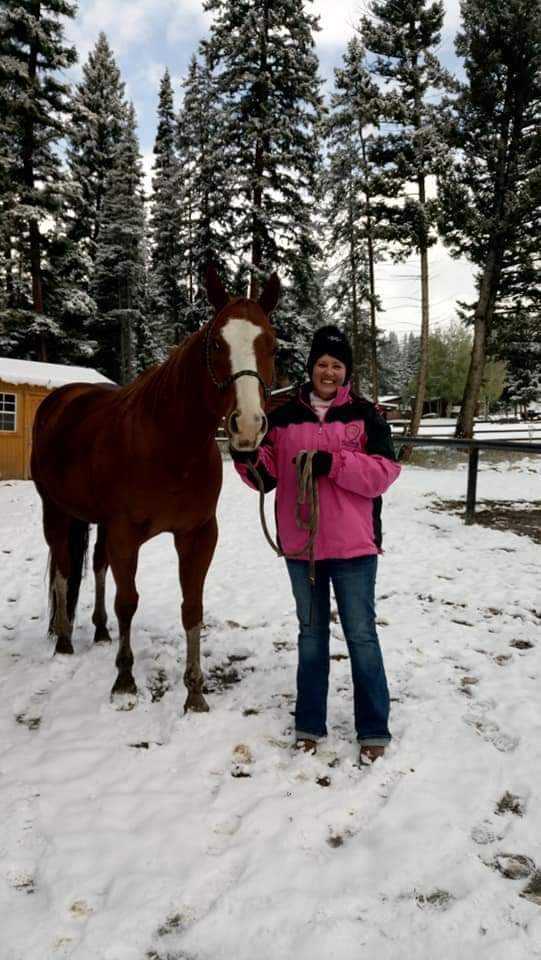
[31,269,279,710]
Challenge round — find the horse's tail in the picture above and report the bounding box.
[48,519,90,628]
[66,520,90,622]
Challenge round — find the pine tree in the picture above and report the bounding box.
[92,105,146,383]
[176,52,234,333]
[361,0,453,439]
[325,37,386,397]
[0,0,77,360]
[203,0,324,379]
[66,32,128,262]
[438,0,541,436]
[493,307,541,413]
[146,69,184,360]
[378,331,402,394]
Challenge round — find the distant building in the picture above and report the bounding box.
[0,358,112,480]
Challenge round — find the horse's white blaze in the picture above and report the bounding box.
[222,316,265,446]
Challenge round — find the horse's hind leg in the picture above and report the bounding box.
[175,515,218,713]
[92,524,112,644]
[107,531,139,700]
[42,498,89,655]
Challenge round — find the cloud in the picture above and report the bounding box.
[313,0,461,52]
[312,0,364,48]
[67,0,210,64]
[441,0,462,41]
[375,243,477,335]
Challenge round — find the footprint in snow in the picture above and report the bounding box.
[495,791,525,817]
[1,792,44,896]
[463,703,520,753]
[490,853,536,880]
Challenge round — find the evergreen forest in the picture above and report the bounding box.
[1,0,540,435]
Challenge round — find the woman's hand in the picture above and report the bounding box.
[230,447,258,463]
[293,451,333,477]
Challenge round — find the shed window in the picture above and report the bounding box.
[0,392,16,432]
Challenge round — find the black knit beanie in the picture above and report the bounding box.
[307,325,353,383]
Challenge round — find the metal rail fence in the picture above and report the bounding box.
[391,434,541,523]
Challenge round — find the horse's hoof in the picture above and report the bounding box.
[111,674,137,695]
[54,638,74,655]
[110,690,138,711]
[184,692,210,713]
[94,626,112,644]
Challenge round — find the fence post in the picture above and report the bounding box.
[465,446,479,524]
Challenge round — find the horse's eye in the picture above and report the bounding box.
[213,338,221,351]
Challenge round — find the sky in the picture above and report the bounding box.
[64,0,475,336]
[2,447,541,958]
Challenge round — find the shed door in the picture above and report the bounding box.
[24,393,45,479]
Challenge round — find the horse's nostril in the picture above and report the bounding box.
[230,411,240,434]
[261,413,268,435]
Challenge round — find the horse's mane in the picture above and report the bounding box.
[117,325,207,415]
[109,297,262,415]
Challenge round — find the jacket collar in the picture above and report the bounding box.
[299,381,352,408]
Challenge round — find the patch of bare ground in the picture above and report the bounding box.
[434,499,541,545]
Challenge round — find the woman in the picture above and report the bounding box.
[231,325,400,762]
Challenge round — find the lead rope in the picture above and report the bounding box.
[247,450,320,586]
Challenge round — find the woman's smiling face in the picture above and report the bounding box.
[311,354,347,399]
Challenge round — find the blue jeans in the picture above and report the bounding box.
[286,556,391,746]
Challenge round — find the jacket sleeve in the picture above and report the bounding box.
[328,409,400,498]
[232,430,278,492]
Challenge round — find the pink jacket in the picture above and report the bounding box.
[234,384,400,560]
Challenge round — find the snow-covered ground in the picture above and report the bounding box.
[1,455,541,960]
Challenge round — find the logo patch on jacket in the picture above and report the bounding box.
[343,423,363,448]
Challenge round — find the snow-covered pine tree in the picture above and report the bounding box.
[145,69,184,361]
[361,0,453,440]
[66,32,128,263]
[0,99,22,355]
[176,51,234,333]
[492,307,541,414]
[0,0,77,360]
[325,37,386,398]
[203,0,324,380]
[378,331,402,394]
[92,104,146,384]
[401,331,421,404]
[438,0,541,436]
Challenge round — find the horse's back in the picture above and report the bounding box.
[33,381,118,454]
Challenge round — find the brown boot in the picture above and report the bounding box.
[359,744,385,764]
[296,738,317,754]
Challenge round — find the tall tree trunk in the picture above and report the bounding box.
[249,0,269,300]
[348,185,361,394]
[23,0,47,360]
[400,173,430,461]
[455,248,501,437]
[360,132,378,401]
[4,234,14,307]
[399,47,429,461]
[456,69,521,438]
[409,223,430,436]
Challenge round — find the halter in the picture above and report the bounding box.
[204,310,273,399]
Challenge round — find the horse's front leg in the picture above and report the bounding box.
[175,515,218,712]
[107,531,139,703]
[92,524,112,644]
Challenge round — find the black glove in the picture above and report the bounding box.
[229,446,258,464]
[293,450,333,477]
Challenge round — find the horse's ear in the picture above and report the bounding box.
[258,272,281,316]
[206,265,230,312]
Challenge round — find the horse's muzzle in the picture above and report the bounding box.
[227,409,268,450]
